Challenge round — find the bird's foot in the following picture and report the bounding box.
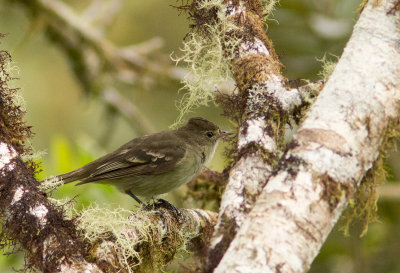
[144,199,182,222]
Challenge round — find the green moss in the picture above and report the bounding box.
[341,157,384,237]
[320,175,353,212]
[317,54,338,80]
[185,169,227,211]
[358,0,383,12]
[342,121,400,237]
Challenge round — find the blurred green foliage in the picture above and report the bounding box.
[1,0,400,272]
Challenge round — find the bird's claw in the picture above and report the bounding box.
[144,199,182,222]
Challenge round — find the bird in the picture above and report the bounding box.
[49,117,229,205]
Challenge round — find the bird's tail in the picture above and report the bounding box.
[41,167,87,184]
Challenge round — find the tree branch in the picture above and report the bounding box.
[0,147,102,272]
[0,45,218,272]
[0,48,102,270]
[76,206,217,272]
[215,0,400,271]
[180,1,322,269]
[1,140,217,272]
[377,183,400,201]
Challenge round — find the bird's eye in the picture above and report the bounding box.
[206,131,214,138]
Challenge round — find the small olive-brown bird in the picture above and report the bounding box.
[52,117,227,204]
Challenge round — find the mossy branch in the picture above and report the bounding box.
[175,1,321,270]
[77,206,217,273]
[0,43,102,272]
[0,45,218,272]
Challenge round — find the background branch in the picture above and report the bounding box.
[13,0,183,134]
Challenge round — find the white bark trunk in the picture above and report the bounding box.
[215,0,310,240]
[215,0,400,272]
[210,1,322,263]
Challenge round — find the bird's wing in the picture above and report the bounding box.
[76,143,186,184]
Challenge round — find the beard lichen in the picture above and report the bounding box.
[317,54,338,81]
[0,47,32,157]
[77,206,148,272]
[75,205,197,272]
[172,0,281,125]
[172,0,240,126]
[172,0,281,126]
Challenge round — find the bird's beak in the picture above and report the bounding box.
[219,130,233,139]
